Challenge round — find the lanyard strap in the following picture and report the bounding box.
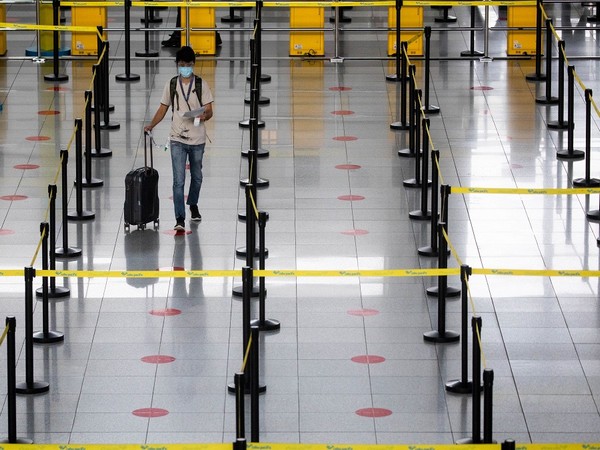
[178,76,194,110]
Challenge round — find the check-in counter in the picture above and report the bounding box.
[181,3,216,55]
[290,5,325,56]
[388,6,423,56]
[507,4,537,55]
[71,3,107,55]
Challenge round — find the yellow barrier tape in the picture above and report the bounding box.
[29,225,46,269]
[441,228,463,267]
[54,0,537,5]
[591,96,600,118]
[473,268,600,277]
[573,69,587,93]
[0,323,9,348]
[37,269,241,278]
[249,190,259,220]
[256,269,458,277]
[406,31,422,45]
[0,270,25,277]
[539,3,548,21]
[0,22,98,33]
[451,186,600,195]
[241,332,252,372]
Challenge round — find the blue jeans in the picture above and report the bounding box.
[170,140,205,220]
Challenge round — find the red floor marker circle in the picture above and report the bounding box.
[347,309,379,316]
[159,266,185,271]
[0,195,28,201]
[470,86,493,91]
[148,308,181,317]
[341,229,369,236]
[356,408,392,418]
[25,136,50,142]
[141,355,176,364]
[331,110,355,115]
[38,110,60,115]
[0,229,15,236]
[335,164,361,170]
[46,86,68,92]
[338,194,365,201]
[13,164,40,170]
[132,408,169,418]
[333,136,358,141]
[351,355,386,364]
[329,86,352,91]
[163,229,192,236]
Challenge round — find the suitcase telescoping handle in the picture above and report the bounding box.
[144,130,154,169]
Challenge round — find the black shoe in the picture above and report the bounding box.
[174,217,185,231]
[190,205,202,222]
[216,31,222,47]
[162,34,181,48]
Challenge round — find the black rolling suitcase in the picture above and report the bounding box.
[124,131,160,231]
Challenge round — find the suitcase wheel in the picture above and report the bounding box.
[153,219,159,229]
[124,223,130,232]
[138,223,146,231]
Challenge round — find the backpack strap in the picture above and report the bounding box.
[194,75,203,107]
[170,75,203,111]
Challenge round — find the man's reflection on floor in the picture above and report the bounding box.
[171,222,203,299]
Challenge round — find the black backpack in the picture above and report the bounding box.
[169,75,203,112]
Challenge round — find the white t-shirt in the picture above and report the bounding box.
[160,74,214,145]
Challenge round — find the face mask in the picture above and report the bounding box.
[178,66,193,78]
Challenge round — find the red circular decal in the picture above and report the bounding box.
[329,86,352,91]
[338,195,365,201]
[333,136,358,141]
[470,86,493,91]
[0,229,15,236]
[163,230,192,236]
[335,164,361,170]
[38,110,60,115]
[356,408,392,418]
[25,136,50,141]
[341,229,369,236]
[132,408,169,418]
[347,309,379,316]
[331,110,355,115]
[13,164,40,170]
[0,195,28,201]
[148,308,181,317]
[351,355,386,364]
[141,355,176,364]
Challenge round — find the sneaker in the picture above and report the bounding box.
[174,218,185,231]
[161,33,181,48]
[190,205,202,222]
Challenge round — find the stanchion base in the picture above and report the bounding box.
[424,105,440,114]
[15,380,49,395]
[227,382,267,394]
[67,210,95,221]
[418,245,449,257]
[385,74,407,82]
[403,178,422,188]
[434,15,457,23]
[90,148,113,158]
[547,120,569,130]
[525,73,547,82]
[573,177,600,187]
[241,148,270,158]
[535,96,559,105]
[239,119,265,129]
[81,177,104,188]
[99,121,121,131]
[391,121,410,131]
[91,104,115,113]
[244,96,270,105]
[398,148,415,157]
[456,438,482,445]
[235,247,269,258]
[221,14,243,22]
[586,210,600,221]
[426,285,461,297]
[460,50,484,57]
[36,285,70,298]
[232,284,261,297]
[115,73,141,82]
[423,329,460,343]
[0,438,34,444]
[246,74,272,83]
[556,149,584,160]
[55,246,82,258]
[44,73,69,82]
[135,50,160,58]
[240,177,270,188]
[445,378,476,394]
[409,209,432,221]
[33,330,65,344]
[250,318,281,331]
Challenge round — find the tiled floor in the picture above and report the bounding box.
[1,1,600,445]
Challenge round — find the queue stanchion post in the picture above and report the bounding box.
[446,265,478,393]
[426,184,459,297]
[46,185,70,297]
[92,29,114,113]
[91,64,112,157]
[245,20,269,105]
[242,39,269,158]
[99,41,120,130]
[16,267,50,395]
[233,184,259,297]
[391,41,409,131]
[33,223,64,344]
[69,118,95,221]
[483,368,496,443]
[535,18,558,105]
[586,188,600,221]
[117,0,142,79]
[229,266,254,392]
[460,6,483,57]
[418,150,442,257]
[573,89,600,187]
[398,64,416,155]
[423,222,459,344]
[222,7,243,23]
[502,440,516,450]
[557,65,584,160]
[240,115,269,188]
[253,1,271,83]
[403,89,423,187]
[410,117,432,221]
[526,0,546,81]
[386,0,402,82]
[82,90,103,187]
[235,439,247,450]
[55,150,82,259]
[457,316,483,444]
[547,40,567,130]
[135,3,159,58]
[43,0,68,82]
[250,325,261,442]
[423,27,439,114]
[234,372,245,440]
[434,6,456,23]
[251,211,279,331]
[240,41,265,130]
[0,317,33,444]
[140,4,162,23]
